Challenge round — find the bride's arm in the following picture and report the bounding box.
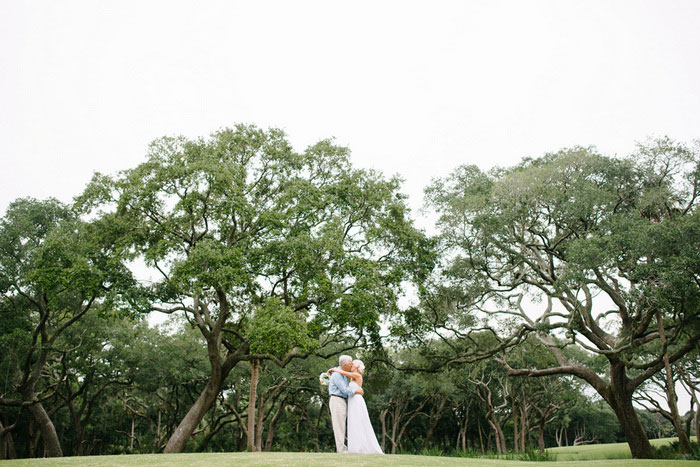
[329,368,360,380]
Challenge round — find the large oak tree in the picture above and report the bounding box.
[79,125,432,452]
[422,138,700,458]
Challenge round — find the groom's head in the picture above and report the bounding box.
[339,355,353,371]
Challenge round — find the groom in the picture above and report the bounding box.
[328,355,363,453]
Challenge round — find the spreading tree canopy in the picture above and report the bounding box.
[78,124,433,452]
[419,138,700,458]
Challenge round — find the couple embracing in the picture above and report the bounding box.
[327,355,383,454]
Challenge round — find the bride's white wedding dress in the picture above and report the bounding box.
[347,381,384,454]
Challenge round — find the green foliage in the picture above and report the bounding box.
[418,446,552,461]
[66,124,435,454]
[248,298,317,358]
[0,196,136,443]
[417,138,700,458]
[78,124,432,361]
[653,440,700,460]
[5,128,699,460]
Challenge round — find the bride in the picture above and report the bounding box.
[329,359,384,454]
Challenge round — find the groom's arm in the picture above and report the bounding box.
[330,372,357,398]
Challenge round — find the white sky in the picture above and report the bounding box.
[3,0,700,222]
[2,0,698,412]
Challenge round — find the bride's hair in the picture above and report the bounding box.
[353,359,365,374]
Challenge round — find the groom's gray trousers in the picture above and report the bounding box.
[329,395,348,453]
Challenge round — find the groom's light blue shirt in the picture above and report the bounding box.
[328,367,355,399]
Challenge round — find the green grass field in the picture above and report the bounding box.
[547,437,688,461]
[1,452,699,467]
[2,449,699,467]
[2,439,698,467]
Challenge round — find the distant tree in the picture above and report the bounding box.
[497,338,578,453]
[418,370,456,449]
[105,317,210,454]
[46,312,132,456]
[421,138,700,458]
[0,198,134,457]
[378,371,427,454]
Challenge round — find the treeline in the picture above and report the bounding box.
[1,126,699,459]
[0,313,683,458]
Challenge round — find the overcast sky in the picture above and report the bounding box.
[2,0,699,410]
[3,0,700,223]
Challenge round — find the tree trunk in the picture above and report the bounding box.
[263,399,285,452]
[237,424,246,451]
[391,426,398,453]
[156,410,162,452]
[254,377,287,452]
[423,395,447,448]
[538,421,546,453]
[477,421,485,454]
[255,386,264,452]
[487,417,506,454]
[380,408,388,452]
[21,347,60,458]
[263,422,276,452]
[164,341,246,453]
[0,418,17,460]
[27,419,37,457]
[391,397,427,454]
[130,418,135,451]
[533,403,554,453]
[299,406,320,452]
[457,424,467,451]
[390,405,399,454]
[657,313,691,454]
[5,433,16,459]
[680,373,699,443]
[512,409,519,453]
[608,363,654,459]
[520,403,528,452]
[315,405,324,453]
[27,402,63,457]
[74,423,85,456]
[164,376,222,453]
[611,396,654,458]
[661,364,692,453]
[457,402,470,452]
[247,359,259,452]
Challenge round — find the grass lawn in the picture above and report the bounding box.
[2,451,699,467]
[547,437,686,461]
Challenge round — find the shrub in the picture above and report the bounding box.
[653,441,700,460]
